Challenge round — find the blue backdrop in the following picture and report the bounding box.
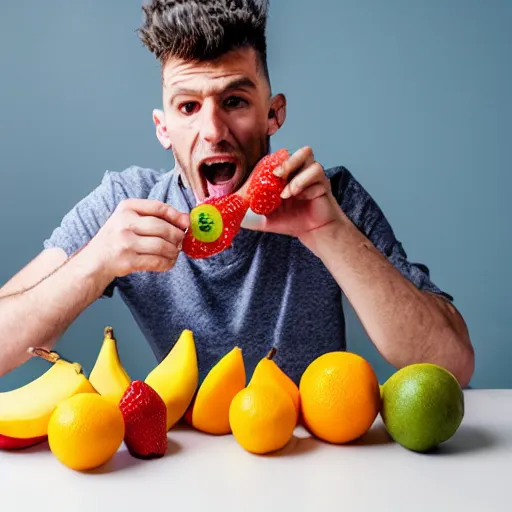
[0,0,510,390]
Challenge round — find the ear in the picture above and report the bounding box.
[267,93,286,136]
[152,109,172,150]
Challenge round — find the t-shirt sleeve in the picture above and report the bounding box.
[43,171,117,255]
[329,166,454,302]
[43,167,158,298]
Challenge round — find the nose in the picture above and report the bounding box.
[199,101,229,145]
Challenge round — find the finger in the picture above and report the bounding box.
[132,236,180,261]
[281,162,327,199]
[295,182,329,201]
[273,146,314,181]
[119,199,190,231]
[132,216,186,247]
[132,255,176,273]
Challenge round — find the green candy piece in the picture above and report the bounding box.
[190,204,224,243]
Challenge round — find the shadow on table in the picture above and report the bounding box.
[268,422,394,457]
[423,425,497,456]
[270,434,321,457]
[348,423,394,447]
[86,437,182,475]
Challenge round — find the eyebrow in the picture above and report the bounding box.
[169,77,257,102]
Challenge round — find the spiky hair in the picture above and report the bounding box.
[138,0,270,80]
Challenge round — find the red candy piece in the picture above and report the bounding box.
[247,148,290,215]
[182,194,249,259]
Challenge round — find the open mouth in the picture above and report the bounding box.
[200,160,239,198]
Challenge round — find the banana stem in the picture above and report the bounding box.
[266,347,277,360]
[28,347,62,363]
[104,326,114,339]
[27,347,83,375]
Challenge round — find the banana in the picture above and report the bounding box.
[0,348,96,438]
[145,329,198,430]
[89,326,131,405]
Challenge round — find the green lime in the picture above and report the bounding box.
[381,363,464,452]
[190,204,223,243]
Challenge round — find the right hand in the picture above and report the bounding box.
[85,199,190,278]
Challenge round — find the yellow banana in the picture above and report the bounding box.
[89,326,131,405]
[0,348,96,438]
[145,329,198,430]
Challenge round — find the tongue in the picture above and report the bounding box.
[204,162,237,198]
[207,180,234,198]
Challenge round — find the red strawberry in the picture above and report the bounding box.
[182,193,249,259]
[0,434,47,450]
[119,380,168,459]
[247,148,290,215]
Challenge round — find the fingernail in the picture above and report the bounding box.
[281,187,291,199]
[273,165,284,177]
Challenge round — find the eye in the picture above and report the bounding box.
[179,102,200,115]
[224,96,247,109]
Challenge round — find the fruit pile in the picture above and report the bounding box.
[0,327,198,470]
[0,327,465,471]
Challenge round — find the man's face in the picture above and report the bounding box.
[154,47,285,203]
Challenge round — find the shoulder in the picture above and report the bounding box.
[324,165,377,225]
[101,165,168,201]
[325,165,365,201]
[324,164,397,245]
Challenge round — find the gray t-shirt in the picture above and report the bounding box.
[43,164,452,384]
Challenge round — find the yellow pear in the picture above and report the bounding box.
[249,347,300,423]
[0,348,96,438]
[89,326,131,405]
[145,329,199,430]
[187,346,246,435]
[229,383,297,455]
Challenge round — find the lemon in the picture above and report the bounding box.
[381,363,464,452]
[48,392,125,471]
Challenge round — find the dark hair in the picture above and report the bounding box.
[138,0,270,81]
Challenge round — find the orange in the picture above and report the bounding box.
[47,393,125,471]
[229,384,296,454]
[299,351,380,444]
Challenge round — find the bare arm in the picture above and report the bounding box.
[0,199,190,377]
[0,247,113,375]
[251,146,475,388]
[307,215,475,387]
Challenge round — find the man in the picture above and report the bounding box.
[0,0,474,387]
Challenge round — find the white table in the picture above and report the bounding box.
[0,389,509,511]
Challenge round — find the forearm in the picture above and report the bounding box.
[0,249,113,376]
[303,215,474,387]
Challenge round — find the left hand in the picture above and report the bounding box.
[243,146,343,244]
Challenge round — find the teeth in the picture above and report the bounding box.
[204,161,232,167]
